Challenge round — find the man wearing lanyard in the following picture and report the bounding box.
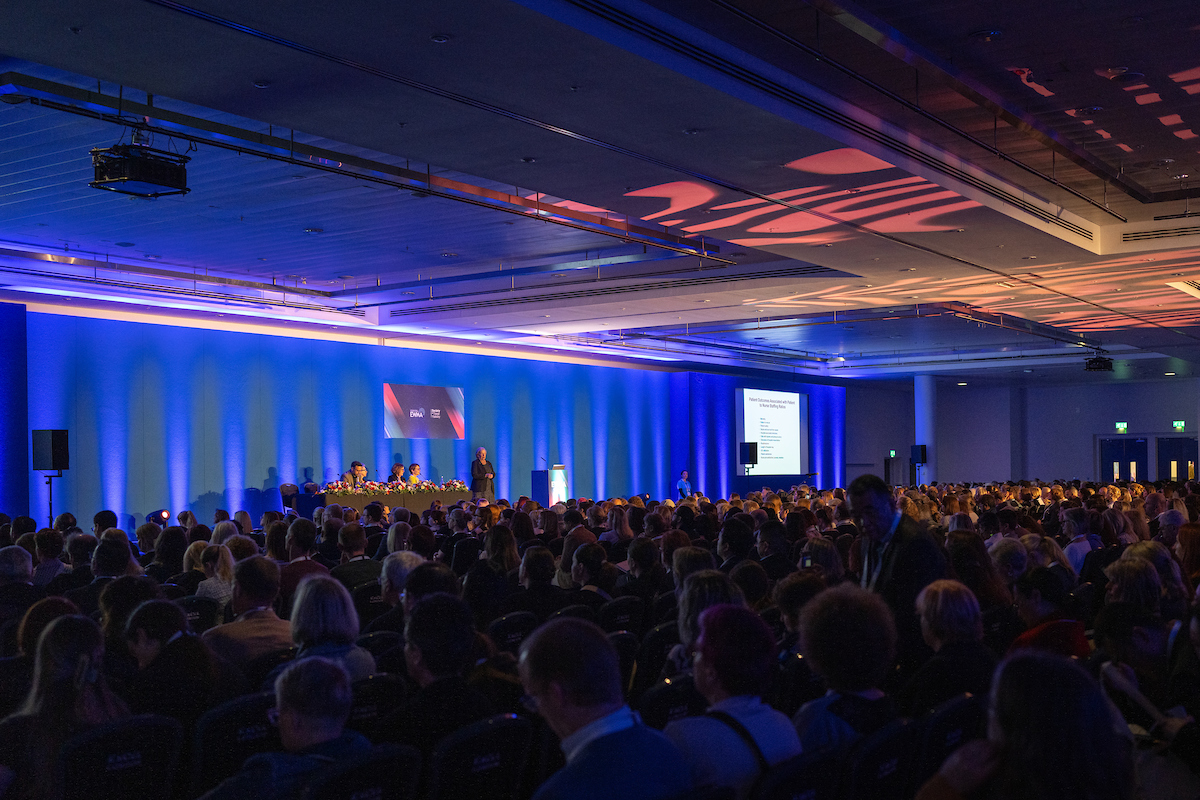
[202,556,293,671]
[676,470,692,500]
[849,475,945,680]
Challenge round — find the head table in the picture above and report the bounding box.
[294,480,472,518]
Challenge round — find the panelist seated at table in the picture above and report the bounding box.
[407,463,423,484]
[341,461,368,487]
[388,463,407,484]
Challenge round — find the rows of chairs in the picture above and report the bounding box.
[64,701,536,800]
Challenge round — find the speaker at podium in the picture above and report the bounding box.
[532,465,569,507]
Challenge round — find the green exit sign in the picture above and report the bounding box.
[1174,420,1186,431]
[889,449,896,458]
[1116,422,1128,433]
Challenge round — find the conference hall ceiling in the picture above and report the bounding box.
[2,0,1200,383]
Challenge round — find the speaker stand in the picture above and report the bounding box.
[43,470,62,528]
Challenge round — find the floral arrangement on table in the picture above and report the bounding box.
[323,478,469,496]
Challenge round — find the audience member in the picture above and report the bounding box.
[196,544,235,608]
[0,616,128,800]
[30,529,66,588]
[1010,567,1089,659]
[278,574,374,683]
[499,545,569,621]
[848,475,946,675]
[518,617,690,800]
[899,579,996,716]
[64,537,131,617]
[917,652,1134,800]
[200,658,369,800]
[0,546,40,631]
[373,594,495,761]
[329,522,382,591]
[665,604,801,798]
[279,519,330,616]
[363,551,427,635]
[201,556,293,670]
[793,583,898,756]
[0,596,78,717]
[123,599,222,728]
[45,532,97,595]
[665,569,743,678]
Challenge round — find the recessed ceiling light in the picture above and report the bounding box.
[543,315,551,318]
[957,382,968,386]
[1022,255,1037,260]
[441,253,457,257]
[683,128,702,135]
[253,80,271,89]
[901,268,916,272]
[304,227,323,235]
[1166,372,1177,376]
[336,275,354,280]
[1023,369,1033,373]
[430,34,451,43]
[145,254,160,260]
[521,157,536,163]
[115,242,135,247]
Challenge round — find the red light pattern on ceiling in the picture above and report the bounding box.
[622,152,982,241]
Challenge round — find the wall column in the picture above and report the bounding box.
[0,304,28,516]
[914,375,937,484]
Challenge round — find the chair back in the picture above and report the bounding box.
[842,718,918,800]
[912,694,985,791]
[347,674,408,733]
[175,595,222,634]
[636,674,707,729]
[607,631,638,697]
[450,538,483,576]
[486,611,539,655]
[770,653,826,717]
[243,646,297,689]
[60,714,183,800]
[158,584,186,600]
[356,630,403,659]
[352,582,389,627]
[752,751,840,800]
[652,592,678,624]
[428,714,533,800]
[599,595,645,635]
[303,743,421,800]
[548,604,597,623]
[631,621,680,698]
[191,692,281,795]
[280,484,300,509]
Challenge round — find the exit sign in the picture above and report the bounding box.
[889,450,896,458]
[1174,420,1186,431]
[1116,422,1128,433]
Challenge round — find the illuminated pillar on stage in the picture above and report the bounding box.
[914,375,937,484]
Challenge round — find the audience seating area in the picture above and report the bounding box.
[0,476,1195,799]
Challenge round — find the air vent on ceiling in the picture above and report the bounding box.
[1166,280,1200,300]
[1123,226,1200,242]
[340,307,367,317]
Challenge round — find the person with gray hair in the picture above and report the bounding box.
[1154,508,1188,549]
[199,657,370,800]
[280,574,375,683]
[364,551,425,635]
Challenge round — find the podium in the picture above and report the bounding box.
[532,465,569,506]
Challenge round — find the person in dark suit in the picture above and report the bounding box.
[499,546,569,622]
[372,594,496,770]
[849,475,946,677]
[756,521,797,581]
[64,538,130,618]
[45,533,97,596]
[123,599,222,729]
[340,461,368,488]
[329,523,382,592]
[471,447,495,501]
[519,617,690,800]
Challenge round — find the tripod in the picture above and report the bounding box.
[44,470,62,527]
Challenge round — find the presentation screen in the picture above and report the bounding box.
[737,388,808,475]
[384,384,465,439]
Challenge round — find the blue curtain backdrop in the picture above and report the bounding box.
[22,312,845,523]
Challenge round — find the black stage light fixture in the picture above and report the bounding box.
[1085,355,1114,372]
[149,509,171,527]
[90,144,190,198]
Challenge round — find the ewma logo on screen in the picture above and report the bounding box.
[409,408,425,418]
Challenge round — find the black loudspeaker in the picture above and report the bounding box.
[33,430,69,471]
[739,442,758,465]
[911,444,927,464]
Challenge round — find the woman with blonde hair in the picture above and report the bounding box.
[211,520,240,545]
[901,579,996,716]
[167,540,208,595]
[282,574,374,682]
[233,510,254,538]
[600,505,634,544]
[195,544,235,607]
[1122,540,1190,619]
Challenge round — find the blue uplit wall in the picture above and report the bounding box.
[0,305,28,517]
[22,313,846,522]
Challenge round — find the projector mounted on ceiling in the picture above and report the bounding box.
[1085,355,1114,372]
[89,144,190,198]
